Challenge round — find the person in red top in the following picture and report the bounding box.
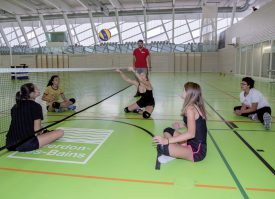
[133,39,151,97]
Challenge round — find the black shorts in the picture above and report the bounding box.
[7,136,39,152]
[187,141,207,162]
[136,97,155,108]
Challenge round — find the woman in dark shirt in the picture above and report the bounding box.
[153,82,207,163]
[116,67,155,119]
[6,83,64,152]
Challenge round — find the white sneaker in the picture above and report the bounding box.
[248,113,258,120]
[263,112,272,130]
[158,155,175,164]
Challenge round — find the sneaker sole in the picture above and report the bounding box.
[263,113,272,129]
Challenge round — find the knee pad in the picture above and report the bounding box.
[142,111,151,119]
[52,102,60,109]
[124,107,130,113]
[69,98,76,104]
[157,144,170,156]
[163,127,175,136]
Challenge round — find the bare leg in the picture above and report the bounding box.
[168,144,193,161]
[47,102,55,112]
[163,129,190,159]
[144,105,154,114]
[60,100,73,108]
[37,129,64,148]
[127,103,140,111]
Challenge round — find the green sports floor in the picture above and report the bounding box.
[0,72,274,199]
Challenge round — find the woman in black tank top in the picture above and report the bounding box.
[116,67,155,119]
[153,82,207,163]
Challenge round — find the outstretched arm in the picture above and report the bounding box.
[116,68,139,86]
[128,67,151,87]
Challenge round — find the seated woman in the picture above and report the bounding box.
[42,75,76,112]
[116,67,155,119]
[6,83,64,152]
[234,77,272,130]
[153,82,208,164]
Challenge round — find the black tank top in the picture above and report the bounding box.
[183,107,207,145]
[138,83,155,104]
[140,89,153,99]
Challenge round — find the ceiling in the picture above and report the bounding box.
[0,0,270,20]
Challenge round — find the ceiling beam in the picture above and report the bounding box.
[109,0,122,9]
[12,0,37,12]
[41,0,72,11]
[89,0,109,16]
[76,0,109,16]
[76,0,89,9]
[0,0,29,15]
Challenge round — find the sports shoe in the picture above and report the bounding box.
[68,105,76,110]
[263,112,272,130]
[55,108,61,113]
[158,155,175,164]
[133,108,142,113]
[248,113,258,121]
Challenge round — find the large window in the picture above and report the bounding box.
[0,14,244,47]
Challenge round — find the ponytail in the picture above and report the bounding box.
[15,83,35,107]
[15,91,22,106]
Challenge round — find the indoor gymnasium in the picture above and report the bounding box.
[0,0,274,199]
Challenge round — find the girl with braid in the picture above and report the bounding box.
[6,83,64,152]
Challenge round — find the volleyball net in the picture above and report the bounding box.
[0,67,133,150]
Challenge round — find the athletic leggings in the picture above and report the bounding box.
[234,106,271,124]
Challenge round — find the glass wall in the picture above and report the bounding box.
[246,45,253,76]
[240,47,246,75]
[261,41,271,78]
[236,39,275,80]
[0,14,243,47]
[252,43,261,77]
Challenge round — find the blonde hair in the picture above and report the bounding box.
[181,82,207,119]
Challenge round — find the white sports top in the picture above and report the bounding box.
[240,88,269,109]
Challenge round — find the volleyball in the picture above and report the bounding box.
[99,29,111,41]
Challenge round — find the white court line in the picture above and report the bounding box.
[8,128,113,164]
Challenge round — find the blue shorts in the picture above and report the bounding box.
[7,136,39,152]
[135,68,148,75]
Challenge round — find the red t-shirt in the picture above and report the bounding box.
[133,47,149,68]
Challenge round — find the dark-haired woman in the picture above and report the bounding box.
[234,77,272,130]
[42,75,76,112]
[6,83,64,152]
[116,67,155,119]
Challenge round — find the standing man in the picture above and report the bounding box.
[133,39,151,97]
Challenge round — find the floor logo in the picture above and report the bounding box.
[8,127,113,164]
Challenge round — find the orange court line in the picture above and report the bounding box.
[246,187,275,192]
[195,184,237,190]
[0,167,174,186]
[195,184,275,193]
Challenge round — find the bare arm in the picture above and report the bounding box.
[60,93,67,101]
[146,54,151,69]
[153,107,196,144]
[42,93,55,102]
[116,69,139,86]
[240,103,257,114]
[34,119,42,135]
[133,55,136,68]
[128,67,151,88]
